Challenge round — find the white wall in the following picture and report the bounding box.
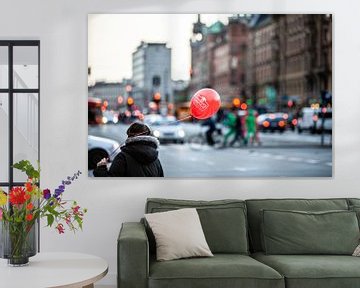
[1,0,360,286]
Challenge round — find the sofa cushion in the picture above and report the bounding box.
[252,252,360,288]
[261,209,359,255]
[146,198,249,254]
[145,208,213,261]
[349,205,360,228]
[347,198,360,207]
[246,198,349,252]
[149,254,284,288]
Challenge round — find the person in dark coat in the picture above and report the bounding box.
[201,117,216,146]
[93,122,164,177]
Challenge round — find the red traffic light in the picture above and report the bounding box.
[240,103,248,110]
[153,92,161,102]
[125,85,132,92]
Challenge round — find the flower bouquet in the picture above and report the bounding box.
[0,160,87,266]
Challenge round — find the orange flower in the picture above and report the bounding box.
[26,203,34,210]
[24,193,31,200]
[26,214,33,221]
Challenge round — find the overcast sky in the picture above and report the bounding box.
[88,14,232,83]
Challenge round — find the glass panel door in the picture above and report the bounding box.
[13,46,39,89]
[0,93,9,182]
[0,47,8,89]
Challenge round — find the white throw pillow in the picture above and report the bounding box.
[353,244,360,256]
[145,208,213,261]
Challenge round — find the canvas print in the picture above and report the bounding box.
[88,14,332,177]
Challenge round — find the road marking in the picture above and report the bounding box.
[190,158,197,162]
[206,161,215,166]
[274,155,285,160]
[234,167,248,172]
[306,159,320,164]
[262,153,272,157]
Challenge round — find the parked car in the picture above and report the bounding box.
[144,115,186,144]
[297,107,316,133]
[88,135,120,169]
[297,107,332,134]
[257,112,287,133]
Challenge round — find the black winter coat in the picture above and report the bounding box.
[93,135,164,177]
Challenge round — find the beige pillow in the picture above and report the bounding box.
[353,244,360,256]
[145,208,213,261]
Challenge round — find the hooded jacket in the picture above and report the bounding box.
[93,135,164,177]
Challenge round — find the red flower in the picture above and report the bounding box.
[56,223,65,234]
[25,182,33,192]
[24,193,31,201]
[26,214,33,221]
[9,187,26,205]
[72,205,80,215]
[26,203,34,210]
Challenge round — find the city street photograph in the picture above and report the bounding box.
[88,14,332,177]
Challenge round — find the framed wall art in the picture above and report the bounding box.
[88,14,332,178]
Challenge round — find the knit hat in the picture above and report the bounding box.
[126,122,152,137]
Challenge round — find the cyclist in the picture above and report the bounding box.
[201,117,216,146]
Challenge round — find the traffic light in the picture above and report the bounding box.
[127,97,134,109]
[153,92,161,104]
[240,103,248,110]
[125,85,132,93]
[321,90,332,106]
[232,98,241,108]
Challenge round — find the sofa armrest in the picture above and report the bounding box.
[118,222,149,288]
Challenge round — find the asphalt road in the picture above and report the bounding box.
[88,123,332,177]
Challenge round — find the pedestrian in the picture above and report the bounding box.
[222,108,237,147]
[93,122,164,177]
[230,110,247,147]
[246,109,257,146]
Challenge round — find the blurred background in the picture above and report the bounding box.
[88,14,332,177]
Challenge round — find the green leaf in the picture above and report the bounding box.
[47,214,54,227]
[46,205,60,217]
[12,160,40,180]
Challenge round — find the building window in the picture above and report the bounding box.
[152,75,161,87]
[0,40,40,190]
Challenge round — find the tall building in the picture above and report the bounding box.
[246,14,332,110]
[132,42,172,110]
[189,15,251,106]
[245,14,280,111]
[278,14,332,107]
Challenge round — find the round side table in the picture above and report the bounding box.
[0,252,108,288]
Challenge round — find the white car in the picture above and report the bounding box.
[297,107,332,134]
[102,110,119,124]
[144,115,186,144]
[88,135,120,169]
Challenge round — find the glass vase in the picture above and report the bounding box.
[0,220,37,266]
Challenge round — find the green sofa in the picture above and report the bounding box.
[118,198,360,288]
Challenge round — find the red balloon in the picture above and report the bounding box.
[190,88,221,120]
